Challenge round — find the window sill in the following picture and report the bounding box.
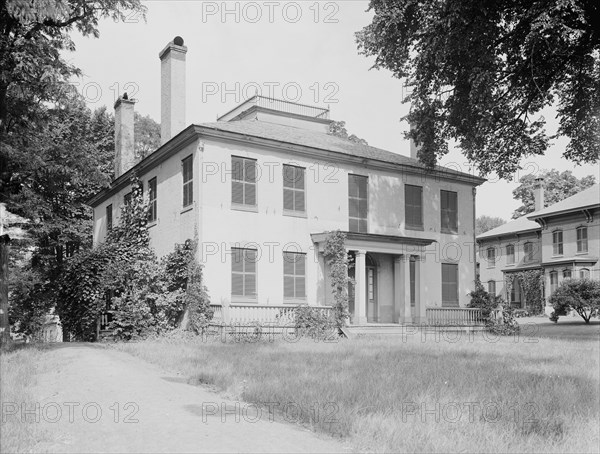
[283,210,307,219]
[181,206,193,214]
[575,251,589,255]
[406,225,424,232]
[283,298,307,304]
[231,297,258,304]
[505,263,515,267]
[551,254,564,258]
[231,204,258,213]
[440,228,458,235]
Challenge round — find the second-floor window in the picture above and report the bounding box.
[182,155,193,208]
[348,174,368,233]
[440,190,458,233]
[231,248,257,299]
[552,230,563,256]
[405,184,423,230]
[486,247,496,267]
[283,252,306,300]
[524,242,534,262]
[148,177,157,223]
[283,165,305,213]
[577,226,588,253]
[232,156,257,207]
[106,204,113,231]
[506,244,515,264]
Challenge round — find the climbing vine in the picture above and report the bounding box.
[323,230,352,329]
[505,269,544,315]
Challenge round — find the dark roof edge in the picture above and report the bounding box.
[526,204,600,221]
[477,227,540,242]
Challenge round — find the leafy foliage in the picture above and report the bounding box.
[356,0,600,177]
[549,278,600,323]
[323,230,352,328]
[328,121,368,145]
[476,215,506,235]
[293,305,335,339]
[512,169,596,218]
[506,270,545,315]
[134,112,161,160]
[468,278,518,335]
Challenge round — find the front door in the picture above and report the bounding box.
[367,266,377,322]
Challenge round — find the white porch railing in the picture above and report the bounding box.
[209,304,333,326]
[426,307,486,326]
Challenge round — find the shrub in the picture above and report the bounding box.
[293,305,336,339]
[468,278,519,335]
[323,230,352,328]
[549,278,600,323]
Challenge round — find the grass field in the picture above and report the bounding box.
[117,331,600,453]
[0,344,50,453]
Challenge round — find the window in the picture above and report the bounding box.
[405,185,423,230]
[106,204,113,231]
[182,155,193,207]
[231,248,257,299]
[488,280,496,295]
[550,271,558,293]
[563,269,571,280]
[441,263,459,307]
[440,190,458,233]
[580,268,590,279]
[348,174,368,233]
[232,156,256,207]
[148,177,157,223]
[510,278,521,305]
[283,165,305,213]
[410,258,416,307]
[524,242,534,263]
[577,227,588,253]
[283,252,306,300]
[506,244,515,264]
[486,247,496,267]
[552,230,563,255]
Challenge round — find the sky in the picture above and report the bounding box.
[66,0,599,221]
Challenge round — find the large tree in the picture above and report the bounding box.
[512,169,596,218]
[476,215,506,235]
[356,0,600,178]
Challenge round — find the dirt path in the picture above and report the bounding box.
[29,344,348,453]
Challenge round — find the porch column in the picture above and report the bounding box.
[402,255,412,323]
[354,250,367,324]
[415,256,427,324]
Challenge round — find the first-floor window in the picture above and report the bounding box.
[550,271,558,294]
[106,204,113,231]
[510,277,521,306]
[148,177,157,223]
[231,248,257,299]
[488,280,496,295]
[563,269,572,280]
[441,263,459,307]
[283,252,306,300]
[410,257,416,307]
[580,268,590,279]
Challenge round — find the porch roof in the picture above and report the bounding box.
[311,231,436,255]
[541,256,598,267]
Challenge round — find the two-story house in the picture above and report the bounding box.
[477,179,599,314]
[89,37,486,326]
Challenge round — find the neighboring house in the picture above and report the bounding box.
[477,179,599,314]
[89,37,486,326]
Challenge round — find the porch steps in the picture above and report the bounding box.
[342,324,486,338]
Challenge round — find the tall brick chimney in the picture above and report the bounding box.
[534,177,545,211]
[114,96,136,178]
[159,36,187,145]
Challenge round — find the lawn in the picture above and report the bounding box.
[116,330,600,453]
[0,344,51,453]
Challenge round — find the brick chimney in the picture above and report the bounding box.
[534,177,545,211]
[159,36,187,145]
[114,96,136,178]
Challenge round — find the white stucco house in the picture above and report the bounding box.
[89,37,487,327]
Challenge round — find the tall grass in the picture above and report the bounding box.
[117,333,600,453]
[0,344,50,453]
